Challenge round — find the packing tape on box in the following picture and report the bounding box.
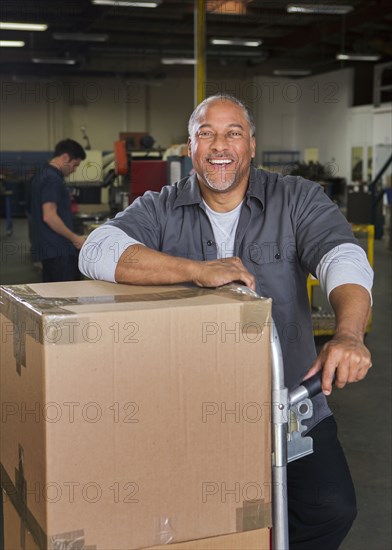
[155,516,177,545]
[1,285,80,372]
[1,283,271,368]
[236,499,272,531]
[2,460,270,549]
[1,461,47,548]
[215,284,272,334]
[1,283,270,312]
[1,463,97,549]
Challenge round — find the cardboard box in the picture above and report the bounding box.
[0,281,272,549]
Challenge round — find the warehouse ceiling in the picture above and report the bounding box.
[1,0,391,84]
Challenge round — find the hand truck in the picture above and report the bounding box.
[229,284,326,550]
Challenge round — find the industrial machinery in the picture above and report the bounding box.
[108,132,167,211]
[108,133,193,212]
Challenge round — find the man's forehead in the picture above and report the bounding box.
[195,105,248,127]
[197,121,245,129]
[199,100,244,116]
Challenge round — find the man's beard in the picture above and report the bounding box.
[201,161,249,193]
[203,172,236,192]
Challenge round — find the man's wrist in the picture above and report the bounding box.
[182,258,202,285]
[334,328,364,342]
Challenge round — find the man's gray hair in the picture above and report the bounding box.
[188,94,256,138]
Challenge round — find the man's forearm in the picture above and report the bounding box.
[114,244,256,289]
[115,245,198,285]
[44,212,79,243]
[305,283,372,394]
[330,283,371,340]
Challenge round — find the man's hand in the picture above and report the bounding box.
[304,283,372,395]
[192,257,256,290]
[72,235,86,250]
[43,202,86,250]
[304,333,372,395]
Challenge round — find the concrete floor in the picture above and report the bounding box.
[0,218,391,549]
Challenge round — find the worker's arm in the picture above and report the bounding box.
[305,283,372,395]
[114,243,256,289]
[43,202,85,250]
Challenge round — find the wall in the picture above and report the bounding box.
[1,71,390,184]
[0,77,148,152]
[1,79,56,150]
[373,104,392,146]
[250,70,357,181]
[252,76,297,159]
[292,69,354,181]
[0,76,253,152]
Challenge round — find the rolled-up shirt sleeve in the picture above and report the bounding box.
[79,224,144,282]
[315,243,374,302]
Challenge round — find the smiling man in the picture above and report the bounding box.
[79,94,373,549]
[188,98,256,198]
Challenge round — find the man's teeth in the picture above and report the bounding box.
[209,159,232,165]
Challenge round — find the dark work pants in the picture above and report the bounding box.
[42,254,80,282]
[287,416,357,549]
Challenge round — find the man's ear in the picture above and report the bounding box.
[251,137,256,159]
[187,137,192,158]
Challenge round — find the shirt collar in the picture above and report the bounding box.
[174,172,204,209]
[173,165,267,210]
[246,165,266,209]
[47,163,64,178]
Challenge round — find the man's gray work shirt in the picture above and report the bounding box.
[108,166,357,423]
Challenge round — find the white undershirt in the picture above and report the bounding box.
[203,200,243,259]
[79,205,373,301]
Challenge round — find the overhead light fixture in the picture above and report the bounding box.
[273,69,311,76]
[32,57,77,65]
[53,32,109,42]
[210,38,262,47]
[287,4,353,15]
[0,40,25,47]
[92,1,161,7]
[161,58,196,65]
[0,22,48,31]
[207,1,251,15]
[337,53,381,61]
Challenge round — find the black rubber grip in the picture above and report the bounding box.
[302,372,337,398]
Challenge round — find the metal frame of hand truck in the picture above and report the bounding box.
[229,284,324,550]
[271,322,325,549]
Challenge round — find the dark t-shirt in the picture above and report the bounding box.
[29,164,76,261]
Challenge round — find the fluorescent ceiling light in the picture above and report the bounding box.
[0,40,25,47]
[53,32,109,42]
[0,22,48,31]
[287,4,353,15]
[32,57,77,65]
[211,38,262,47]
[161,58,196,65]
[273,69,311,76]
[92,1,161,7]
[337,53,381,61]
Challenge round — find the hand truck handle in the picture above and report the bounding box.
[290,371,336,405]
[301,372,323,398]
[302,371,337,398]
